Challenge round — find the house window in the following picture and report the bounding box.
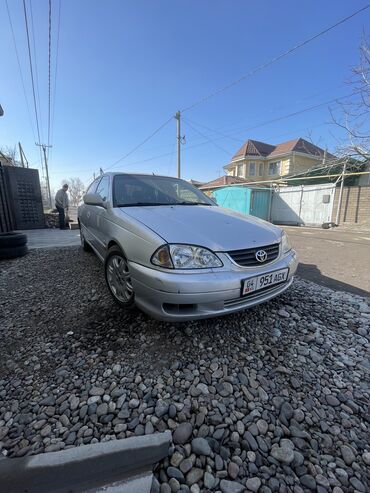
[249,162,256,176]
[259,163,264,176]
[268,161,281,176]
[237,164,244,177]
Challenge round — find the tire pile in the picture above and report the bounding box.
[0,232,28,260]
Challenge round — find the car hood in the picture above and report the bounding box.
[120,205,281,251]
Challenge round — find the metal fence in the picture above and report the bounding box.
[0,164,15,233]
[0,164,45,232]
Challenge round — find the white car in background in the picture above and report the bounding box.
[78,173,297,321]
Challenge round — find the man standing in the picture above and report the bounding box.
[55,184,69,230]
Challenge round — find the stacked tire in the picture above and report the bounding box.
[0,232,28,260]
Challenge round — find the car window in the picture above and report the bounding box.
[85,178,100,195]
[113,175,214,207]
[95,176,110,202]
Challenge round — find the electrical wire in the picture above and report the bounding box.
[29,0,44,143]
[22,0,43,166]
[101,93,355,173]
[184,92,359,152]
[50,0,61,146]
[184,117,244,144]
[181,5,370,112]
[48,0,62,168]
[105,116,173,171]
[5,0,36,143]
[182,118,232,155]
[47,0,52,149]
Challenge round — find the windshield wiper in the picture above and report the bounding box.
[117,202,172,207]
[173,201,210,206]
[117,201,211,207]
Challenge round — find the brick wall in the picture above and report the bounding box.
[332,185,370,226]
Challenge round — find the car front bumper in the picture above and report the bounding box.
[128,250,298,321]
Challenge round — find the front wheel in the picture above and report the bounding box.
[105,246,135,309]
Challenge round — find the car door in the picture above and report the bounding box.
[79,178,100,243]
[89,175,111,258]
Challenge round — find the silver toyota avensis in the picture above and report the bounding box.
[78,173,298,321]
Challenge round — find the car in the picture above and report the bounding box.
[78,172,298,321]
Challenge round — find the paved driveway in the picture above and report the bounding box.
[21,229,81,249]
[283,226,370,297]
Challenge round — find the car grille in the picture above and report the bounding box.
[227,242,280,267]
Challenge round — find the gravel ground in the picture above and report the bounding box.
[0,247,369,493]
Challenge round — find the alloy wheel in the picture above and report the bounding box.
[106,255,133,303]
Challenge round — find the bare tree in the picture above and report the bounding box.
[62,177,85,206]
[330,35,370,163]
[0,145,18,166]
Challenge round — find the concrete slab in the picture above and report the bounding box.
[20,229,81,249]
[0,431,171,493]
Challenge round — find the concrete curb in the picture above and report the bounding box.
[0,431,171,493]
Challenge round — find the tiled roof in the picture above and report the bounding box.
[231,137,334,161]
[199,175,247,190]
[232,140,275,160]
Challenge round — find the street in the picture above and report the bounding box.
[283,226,370,297]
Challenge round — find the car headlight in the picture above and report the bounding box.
[281,232,291,254]
[151,244,223,269]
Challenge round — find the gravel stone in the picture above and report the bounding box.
[1,248,369,491]
[220,479,245,493]
[173,423,193,445]
[186,468,203,486]
[191,437,211,456]
[246,477,262,492]
[300,475,316,490]
[271,445,295,464]
[340,445,356,465]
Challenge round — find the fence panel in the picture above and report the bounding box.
[271,184,335,226]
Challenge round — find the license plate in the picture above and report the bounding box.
[242,268,289,296]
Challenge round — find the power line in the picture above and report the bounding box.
[184,117,244,144]
[29,0,44,143]
[50,0,61,147]
[112,93,356,171]
[48,0,62,167]
[22,0,42,155]
[182,117,232,155]
[181,5,370,112]
[185,92,359,151]
[105,116,173,171]
[47,0,52,149]
[5,0,36,143]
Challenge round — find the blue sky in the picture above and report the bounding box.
[1,0,369,190]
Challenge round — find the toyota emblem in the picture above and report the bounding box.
[255,249,267,263]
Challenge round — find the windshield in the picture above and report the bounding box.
[113,174,215,207]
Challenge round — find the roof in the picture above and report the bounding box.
[231,137,335,161]
[187,179,204,186]
[199,175,247,190]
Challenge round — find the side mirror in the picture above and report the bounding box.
[83,193,104,207]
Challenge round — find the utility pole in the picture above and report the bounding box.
[335,159,347,225]
[175,111,181,178]
[18,143,29,168]
[19,143,25,167]
[322,148,327,166]
[36,143,52,209]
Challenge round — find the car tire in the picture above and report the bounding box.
[0,244,28,260]
[0,232,27,248]
[104,246,135,309]
[80,229,92,252]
